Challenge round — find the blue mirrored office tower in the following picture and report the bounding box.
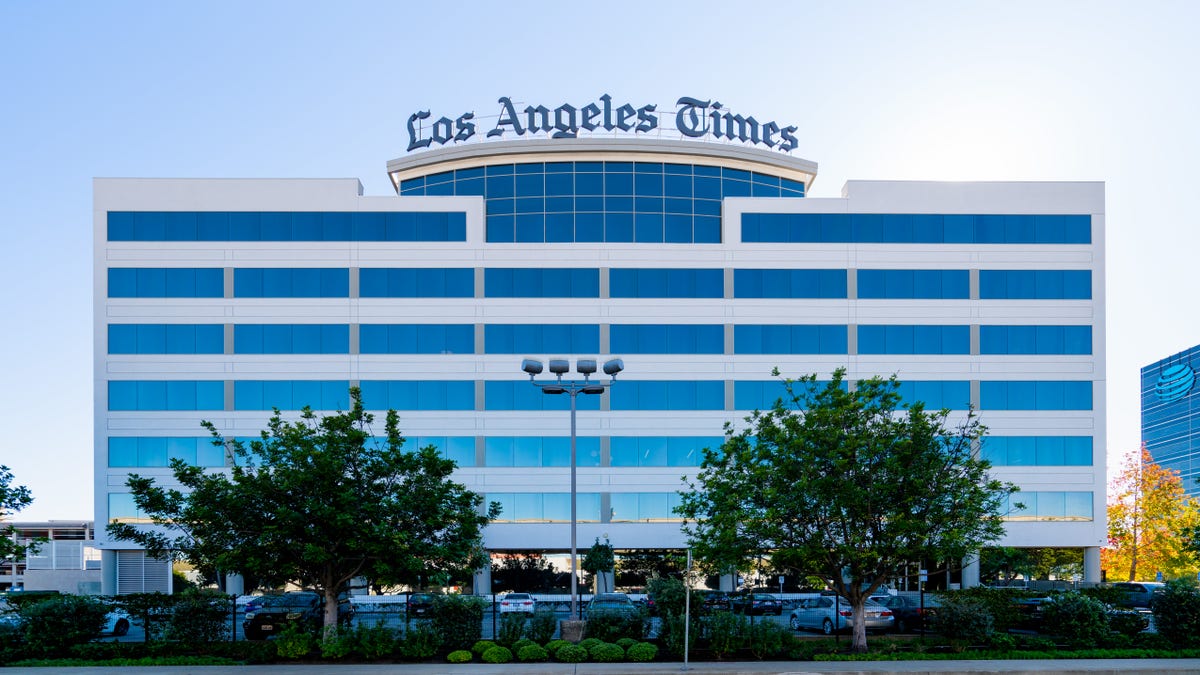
[1143,344,1200,497]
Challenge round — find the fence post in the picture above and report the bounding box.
[230,594,237,642]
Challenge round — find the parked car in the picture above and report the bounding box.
[407,592,436,618]
[789,595,893,634]
[242,591,353,640]
[498,592,536,614]
[1011,596,1053,632]
[102,608,132,636]
[700,590,731,613]
[1112,581,1166,608]
[871,594,940,633]
[585,593,640,617]
[729,591,782,616]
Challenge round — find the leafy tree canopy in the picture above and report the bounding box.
[0,464,38,561]
[678,368,1015,652]
[1109,445,1200,581]
[581,538,615,592]
[107,388,498,632]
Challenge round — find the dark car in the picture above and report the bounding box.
[242,591,353,640]
[585,593,641,617]
[872,594,941,633]
[729,591,782,616]
[407,592,436,618]
[701,590,731,613]
[1112,581,1166,609]
[1011,596,1052,632]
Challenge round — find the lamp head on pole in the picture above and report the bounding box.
[603,358,625,378]
[521,358,544,380]
[548,359,571,376]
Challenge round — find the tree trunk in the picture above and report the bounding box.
[324,585,339,638]
[850,599,868,653]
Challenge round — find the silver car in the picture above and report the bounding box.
[788,595,894,634]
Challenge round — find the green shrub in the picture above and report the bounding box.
[658,611,699,658]
[556,643,588,662]
[615,636,637,649]
[447,649,472,663]
[497,612,526,646]
[1107,608,1148,637]
[113,592,174,641]
[747,618,790,659]
[525,607,557,644]
[585,608,647,642]
[163,589,231,643]
[626,641,658,662]
[274,623,316,660]
[590,641,624,662]
[1020,635,1057,650]
[431,595,485,651]
[398,620,441,660]
[577,636,603,651]
[1081,585,1128,607]
[18,594,110,657]
[1152,579,1200,648]
[544,638,570,655]
[988,633,1017,650]
[511,637,536,652]
[470,639,497,657]
[319,629,356,660]
[1134,631,1173,650]
[704,610,746,659]
[937,587,1027,631]
[930,596,994,645]
[481,645,513,663]
[517,644,549,662]
[645,576,705,617]
[320,624,397,660]
[1041,592,1109,647]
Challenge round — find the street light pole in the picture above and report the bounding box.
[522,357,623,621]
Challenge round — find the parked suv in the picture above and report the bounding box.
[729,591,782,616]
[242,591,353,640]
[1112,581,1166,609]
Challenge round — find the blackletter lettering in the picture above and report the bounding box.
[635,104,658,133]
[454,112,476,142]
[675,97,710,138]
[488,97,525,138]
[761,121,779,148]
[406,110,432,151]
[431,117,454,144]
[778,125,799,152]
[581,103,602,131]
[553,104,578,138]
[525,105,551,134]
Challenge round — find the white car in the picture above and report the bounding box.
[498,593,536,614]
[103,608,132,636]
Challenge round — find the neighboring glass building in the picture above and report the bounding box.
[1143,344,1200,497]
[94,135,1107,593]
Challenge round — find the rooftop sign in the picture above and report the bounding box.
[406,95,799,154]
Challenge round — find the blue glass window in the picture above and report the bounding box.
[484,324,599,354]
[610,381,724,410]
[108,437,225,467]
[733,325,848,354]
[733,269,847,298]
[358,380,474,410]
[108,211,467,242]
[889,380,971,410]
[108,268,223,298]
[1000,492,1093,521]
[232,380,350,410]
[857,325,970,354]
[484,381,602,411]
[489,493,602,523]
[108,324,223,354]
[610,492,684,522]
[979,270,1092,299]
[108,493,143,523]
[981,436,1093,466]
[398,436,476,467]
[233,269,349,297]
[108,380,224,410]
[856,270,970,299]
[360,324,474,354]
[484,268,599,297]
[610,325,724,354]
[610,436,722,467]
[741,213,1090,244]
[980,380,1093,410]
[484,437,601,467]
[980,325,1092,354]
[609,268,724,298]
[233,324,349,354]
[359,268,474,298]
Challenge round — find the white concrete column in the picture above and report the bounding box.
[1084,546,1102,583]
[961,555,980,588]
[101,549,117,596]
[594,570,614,593]
[473,559,492,595]
[719,573,737,592]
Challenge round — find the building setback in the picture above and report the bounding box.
[94,136,1107,594]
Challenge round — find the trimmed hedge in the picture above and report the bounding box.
[447,649,472,663]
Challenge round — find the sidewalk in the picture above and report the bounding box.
[8,659,1200,674]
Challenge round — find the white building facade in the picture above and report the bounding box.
[94,134,1106,594]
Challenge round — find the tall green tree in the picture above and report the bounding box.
[107,388,497,633]
[1111,445,1200,581]
[678,369,1016,653]
[0,465,38,561]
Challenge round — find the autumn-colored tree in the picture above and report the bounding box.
[1103,445,1200,581]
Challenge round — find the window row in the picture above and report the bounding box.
[107,267,1095,300]
[486,492,686,523]
[980,436,1093,466]
[742,213,1091,245]
[487,213,723,244]
[108,379,1095,411]
[106,322,1093,356]
[108,437,227,468]
[999,492,1093,521]
[107,211,467,242]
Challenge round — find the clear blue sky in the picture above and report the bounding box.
[1,1,1195,520]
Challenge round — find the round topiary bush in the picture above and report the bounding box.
[447,649,473,663]
[556,643,588,662]
[481,646,513,663]
[545,638,570,655]
[470,639,497,657]
[627,641,658,662]
[590,641,624,662]
[615,636,637,650]
[511,638,536,653]
[518,644,549,662]
[578,637,603,652]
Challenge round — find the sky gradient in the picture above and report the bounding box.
[1,1,1196,520]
